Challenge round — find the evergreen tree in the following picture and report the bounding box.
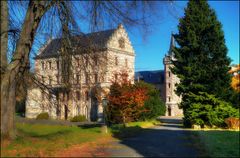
[172,0,237,125]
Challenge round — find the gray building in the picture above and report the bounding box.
[135,34,182,116]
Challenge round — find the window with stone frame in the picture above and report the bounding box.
[93,55,98,66]
[56,60,59,70]
[48,61,52,69]
[114,73,118,81]
[41,89,44,100]
[85,73,89,84]
[85,91,89,101]
[49,77,52,85]
[76,74,80,84]
[56,75,59,84]
[125,58,128,67]
[118,37,125,48]
[115,56,118,66]
[76,91,80,100]
[168,71,171,77]
[41,61,45,70]
[76,57,80,67]
[94,74,98,83]
[168,83,171,88]
[42,76,45,83]
[169,97,171,102]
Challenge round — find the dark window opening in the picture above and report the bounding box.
[76,91,80,100]
[95,74,98,83]
[76,74,80,84]
[115,57,118,66]
[85,91,89,101]
[41,62,45,70]
[49,61,52,69]
[56,60,59,70]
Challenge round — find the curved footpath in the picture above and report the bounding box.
[105,116,200,157]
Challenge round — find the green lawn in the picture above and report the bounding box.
[1,123,105,157]
[1,120,157,157]
[196,130,240,157]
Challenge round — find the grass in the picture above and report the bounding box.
[190,130,240,157]
[1,123,105,157]
[109,120,158,138]
[1,120,158,157]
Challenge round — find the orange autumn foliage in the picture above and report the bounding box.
[107,71,148,124]
[229,64,240,92]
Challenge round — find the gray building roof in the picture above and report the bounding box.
[35,29,115,59]
[135,70,165,84]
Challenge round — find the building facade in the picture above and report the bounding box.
[163,35,182,116]
[135,34,182,116]
[26,24,135,121]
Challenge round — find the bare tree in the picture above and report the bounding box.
[1,0,173,140]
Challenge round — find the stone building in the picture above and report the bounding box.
[26,24,135,121]
[135,34,182,116]
[163,34,182,116]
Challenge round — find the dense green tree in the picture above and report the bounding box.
[172,0,238,126]
[135,81,165,120]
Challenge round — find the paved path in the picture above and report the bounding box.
[105,117,200,157]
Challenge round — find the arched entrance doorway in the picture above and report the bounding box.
[90,97,98,121]
[64,105,68,120]
[168,106,171,116]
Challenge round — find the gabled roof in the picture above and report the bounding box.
[135,70,165,84]
[35,29,116,59]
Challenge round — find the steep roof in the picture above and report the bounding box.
[135,70,165,84]
[168,33,175,56]
[35,29,115,59]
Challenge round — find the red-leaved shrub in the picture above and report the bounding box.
[225,117,240,129]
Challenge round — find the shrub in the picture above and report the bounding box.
[107,73,148,125]
[36,112,49,120]
[70,115,87,122]
[225,117,240,129]
[183,92,239,128]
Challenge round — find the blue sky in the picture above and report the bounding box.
[10,1,239,71]
[127,1,239,71]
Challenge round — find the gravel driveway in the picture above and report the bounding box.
[105,117,200,157]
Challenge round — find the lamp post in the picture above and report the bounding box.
[102,98,108,133]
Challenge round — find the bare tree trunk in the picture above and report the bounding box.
[0,0,8,72]
[1,1,47,140]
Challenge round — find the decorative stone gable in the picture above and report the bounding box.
[106,24,135,55]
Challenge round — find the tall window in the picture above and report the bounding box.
[114,74,118,81]
[115,56,118,66]
[76,74,80,84]
[41,90,44,100]
[94,55,98,66]
[56,60,59,70]
[118,38,125,48]
[94,74,98,83]
[76,57,80,67]
[41,62,45,70]
[48,61,52,69]
[125,58,128,67]
[85,73,88,84]
[168,83,171,88]
[169,97,171,102]
[85,91,89,101]
[42,76,44,83]
[168,71,171,77]
[49,77,52,85]
[56,75,59,84]
[76,91,80,100]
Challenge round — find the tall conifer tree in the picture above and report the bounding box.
[172,0,234,112]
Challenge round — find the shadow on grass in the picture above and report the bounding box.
[17,127,72,139]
